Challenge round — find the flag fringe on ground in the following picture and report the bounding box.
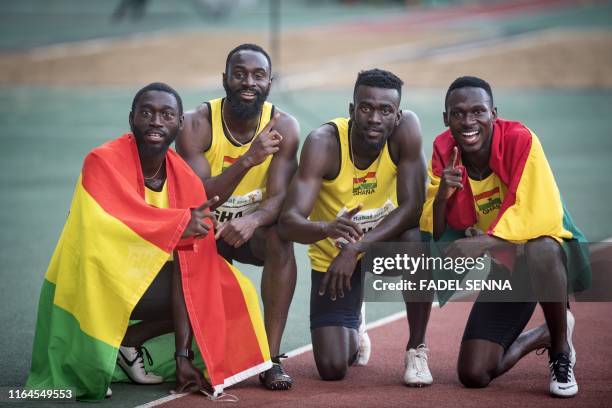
[26,134,270,401]
[419,119,591,303]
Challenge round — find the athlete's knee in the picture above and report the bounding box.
[398,227,422,243]
[525,237,563,268]
[265,225,294,256]
[458,365,492,388]
[315,357,348,381]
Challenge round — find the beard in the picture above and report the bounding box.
[131,126,176,158]
[223,79,270,121]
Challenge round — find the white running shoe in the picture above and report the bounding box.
[566,309,576,367]
[105,387,112,398]
[355,303,371,366]
[117,346,163,384]
[404,344,433,387]
[549,353,578,397]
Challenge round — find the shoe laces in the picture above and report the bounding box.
[415,345,429,372]
[135,346,154,370]
[549,353,573,383]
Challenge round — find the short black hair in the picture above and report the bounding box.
[225,43,272,75]
[445,76,493,109]
[353,68,403,101]
[131,82,183,115]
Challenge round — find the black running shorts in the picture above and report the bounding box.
[310,265,363,331]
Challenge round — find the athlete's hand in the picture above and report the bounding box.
[322,205,363,244]
[243,113,282,167]
[172,357,213,395]
[215,215,258,248]
[445,235,498,260]
[320,245,360,301]
[182,196,219,238]
[437,147,463,200]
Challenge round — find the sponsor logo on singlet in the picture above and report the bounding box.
[353,171,377,195]
[474,187,502,215]
[215,189,263,223]
[334,199,396,247]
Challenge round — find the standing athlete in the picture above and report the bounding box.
[177,44,300,390]
[279,69,433,386]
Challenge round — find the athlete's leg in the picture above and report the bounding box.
[524,237,570,356]
[250,225,297,358]
[311,326,359,380]
[458,300,537,387]
[399,228,433,349]
[310,269,362,380]
[125,262,174,346]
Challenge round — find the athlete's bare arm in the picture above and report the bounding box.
[278,125,363,245]
[177,104,284,210]
[216,110,300,247]
[248,109,299,227]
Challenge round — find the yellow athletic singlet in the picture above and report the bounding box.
[309,118,398,273]
[145,181,173,261]
[204,98,274,224]
[468,172,507,232]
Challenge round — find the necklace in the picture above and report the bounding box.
[143,160,164,180]
[221,103,261,147]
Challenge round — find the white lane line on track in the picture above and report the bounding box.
[135,306,432,407]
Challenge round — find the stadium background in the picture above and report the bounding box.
[1,0,611,406]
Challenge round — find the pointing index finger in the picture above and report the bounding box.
[196,196,219,212]
[449,146,459,169]
[258,113,280,135]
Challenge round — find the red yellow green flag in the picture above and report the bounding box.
[26,134,270,400]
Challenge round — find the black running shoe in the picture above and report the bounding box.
[259,363,293,390]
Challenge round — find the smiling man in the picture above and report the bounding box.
[279,69,433,385]
[177,44,300,390]
[26,83,272,400]
[420,76,591,398]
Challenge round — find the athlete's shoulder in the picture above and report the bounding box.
[305,121,341,150]
[270,105,300,142]
[389,110,422,160]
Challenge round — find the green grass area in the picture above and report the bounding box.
[1,87,610,407]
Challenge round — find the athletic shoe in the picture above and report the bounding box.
[117,346,163,384]
[549,352,578,397]
[105,387,112,398]
[566,309,576,367]
[355,303,371,366]
[259,363,293,390]
[404,344,433,387]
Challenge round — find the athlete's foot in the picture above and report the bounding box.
[549,352,578,397]
[404,344,433,387]
[259,362,293,390]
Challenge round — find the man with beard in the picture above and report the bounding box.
[420,76,590,397]
[278,69,434,385]
[177,44,300,390]
[27,83,272,400]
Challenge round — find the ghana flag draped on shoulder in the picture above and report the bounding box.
[420,119,591,300]
[26,134,271,401]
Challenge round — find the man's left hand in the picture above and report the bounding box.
[215,215,259,248]
[319,245,360,301]
[445,234,497,259]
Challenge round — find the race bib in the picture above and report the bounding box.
[215,189,263,223]
[335,199,396,247]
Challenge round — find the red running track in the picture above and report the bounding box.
[161,301,612,408]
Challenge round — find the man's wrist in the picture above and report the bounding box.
[238,154,255,170]
[342,241,366,257]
